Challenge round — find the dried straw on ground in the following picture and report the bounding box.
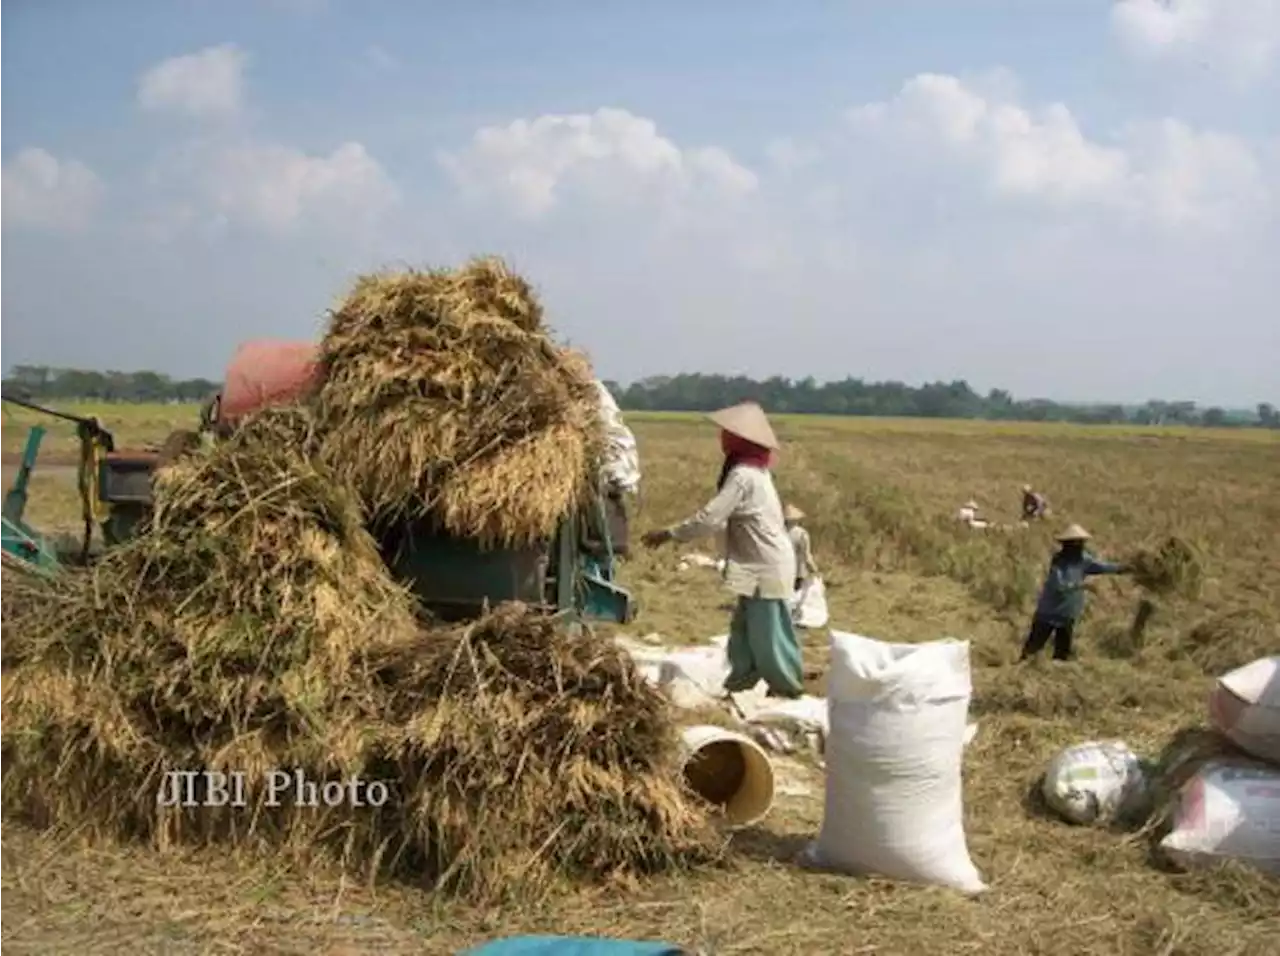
[1174,605,1278,675]
[313,257,603,546]
[2,407,719,900]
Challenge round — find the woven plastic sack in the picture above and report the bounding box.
[791,576,829,629]
[1159,759,1280,874]
[1042,740,1150,826]
[804,631,985,894]
[1209,657,1280,767]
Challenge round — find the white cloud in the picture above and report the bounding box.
[138,45,247,118]
[1110,0,1280,86]
[438,107,758,218]
[1,148,103,233]
[202,140,399,234]
[848,72,1270,228]
[765,137,823,173]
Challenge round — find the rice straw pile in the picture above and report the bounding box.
[313,257,603,547]
[1,259,722,900]
[1,405,720,900]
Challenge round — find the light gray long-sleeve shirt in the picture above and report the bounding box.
[669,464,795,600]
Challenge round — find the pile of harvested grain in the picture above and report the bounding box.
[366,604,724,898]
[2,405,421,836]
[313,257,603,546]
[2,405,718,900]
[1128,536,1204,599]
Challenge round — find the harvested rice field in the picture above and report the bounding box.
[3,404,1279,955]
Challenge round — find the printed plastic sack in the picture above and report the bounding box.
[1041,740,1150,826]
[1159,759,1280,874]
[804,631,986,894]
[1209,656,1280,767]
[791,576,829,629]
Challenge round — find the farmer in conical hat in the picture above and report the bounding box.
[1021,523,1130,662]
[1021,483,1049,521]
[783,504,818,594]
[642,402,803,699]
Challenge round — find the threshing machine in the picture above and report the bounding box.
[2,387,637,627]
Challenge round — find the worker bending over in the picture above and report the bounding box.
[1021,484,1049,521]
[783,504,818,593]
[1021,524,1129,662]
[956,499,988,529]
[642,402,803,699]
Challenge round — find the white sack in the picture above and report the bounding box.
[1159,759,1280,874]
[791,576,829,629]
[806,631,986,894]
[1042,740,1150,826]
[1209,656,1280,767]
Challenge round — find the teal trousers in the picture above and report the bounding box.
[724,596,804,698]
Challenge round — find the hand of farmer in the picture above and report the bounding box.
[642,529,673,549]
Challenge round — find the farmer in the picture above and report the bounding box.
[641,401,803,699]
[1020,523,1130,662]
[783,504,818,593]
[1021,484,1049,521]
[594,379,641,498]
[956,499,988,529]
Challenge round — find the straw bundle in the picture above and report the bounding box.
[2,410,718,900]
[364,604,724,898]
[313,257,603,546]
[2,405,416,847]
[1128,536,1204,599]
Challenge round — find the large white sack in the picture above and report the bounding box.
[1209,657,1280,767]
[791,576,829,629]
[1159,759,1280,875]
[805,631,986,894]
[1042,740,1150,826]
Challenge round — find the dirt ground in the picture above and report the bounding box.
[3,406,1279,954]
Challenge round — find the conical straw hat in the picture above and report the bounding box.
[964,500,979,510]
[1056,523,1091,542]
[707,402,779,450]
[1022,484,1033,493]
[783,504,805,522]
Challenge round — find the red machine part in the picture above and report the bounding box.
[217,340,321,426]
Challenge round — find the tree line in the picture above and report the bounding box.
[3,364,1277,429]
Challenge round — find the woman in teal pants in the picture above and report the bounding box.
[642,401,804,699]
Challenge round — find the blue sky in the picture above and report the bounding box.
[3,0,1278,406]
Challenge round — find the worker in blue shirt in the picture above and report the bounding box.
[1020,523,1130,662]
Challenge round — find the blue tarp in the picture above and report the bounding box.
[463,935,683,956]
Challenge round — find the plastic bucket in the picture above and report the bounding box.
[680,724,775,827]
